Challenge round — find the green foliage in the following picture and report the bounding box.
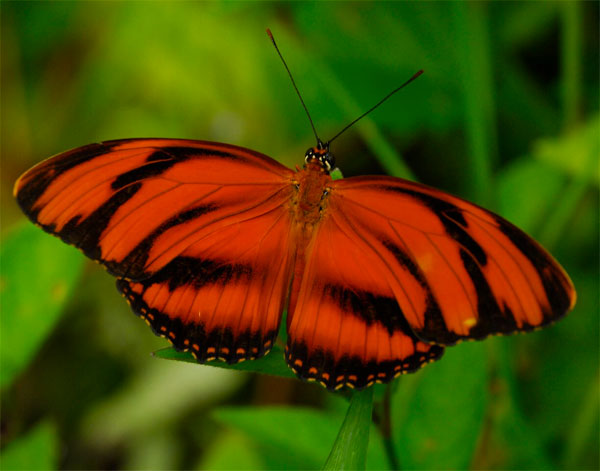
[213,406,346,469]
[323,388,374,470]
[393,342,488,469]
[196,430,264,470]
[533,115,599,185]
[0,422,57,471]
[211,403,387,470]
[0,224,83,389]
[1,2,598,470]
[154,345,295,380]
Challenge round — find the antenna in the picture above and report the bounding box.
[266,29,322,146]
[267,29,423,149]
[327,69,424,144]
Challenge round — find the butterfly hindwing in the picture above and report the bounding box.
[117,200,296,362]
[15,138,297,362]
[286,207,445,390]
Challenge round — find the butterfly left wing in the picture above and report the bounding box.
[116,196,296,363]
[14,138,297,363]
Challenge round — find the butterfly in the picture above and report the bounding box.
[13,34,576,391]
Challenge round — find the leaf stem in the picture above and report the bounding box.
[562,373,600,468]
[561,1,583,129]
[323,387,374,471]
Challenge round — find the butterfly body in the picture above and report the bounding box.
[15,138,575,390]
[292,160,331,224]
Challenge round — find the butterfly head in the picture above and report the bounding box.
[305,140,335,173]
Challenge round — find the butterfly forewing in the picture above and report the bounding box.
[15,139,297,362]
[15,139,294,278]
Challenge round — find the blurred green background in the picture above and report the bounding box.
[1,2,598,470]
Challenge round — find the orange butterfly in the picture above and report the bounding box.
[13,35,576,391]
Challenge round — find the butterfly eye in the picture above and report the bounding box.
[304,147,315,163]
[321,151,335,171]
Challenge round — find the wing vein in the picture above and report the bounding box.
[330,209,421,327]
[467,216,537,313]
[387,220,477,319]
[144,185,292,269]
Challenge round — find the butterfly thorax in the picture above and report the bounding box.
[292,160,332,227]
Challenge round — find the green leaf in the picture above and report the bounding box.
[0,422,58,471]
[533,115,599,186]
[323,387,374,471]
[213,404,387,471]
[393,342,488,469]
[330,167,344,181]
[196,430,265,471]
[0,223,84,389]
[527,116,598,248]
[519,273,600,470]
[213,407,341,470]
[482,340,554,469]
[153,344,296,380]
[123,431,181,471]
[496,158,566,233]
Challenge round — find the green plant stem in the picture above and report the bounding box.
[452,2,496,205]
[561,1,583,129]
[323,387,374,471]
[563,373,600,468]
[380,385,400,470]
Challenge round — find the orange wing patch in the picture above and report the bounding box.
[329,176,576,345]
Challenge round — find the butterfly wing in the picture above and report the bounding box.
[285,174,575,390]
[15,139,297,362]
[285,198,444,391]
[335,176,575,343]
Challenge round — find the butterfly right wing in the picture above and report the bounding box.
[327,176,575,345]
[285,172,574,390]
[15,139,297,362]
